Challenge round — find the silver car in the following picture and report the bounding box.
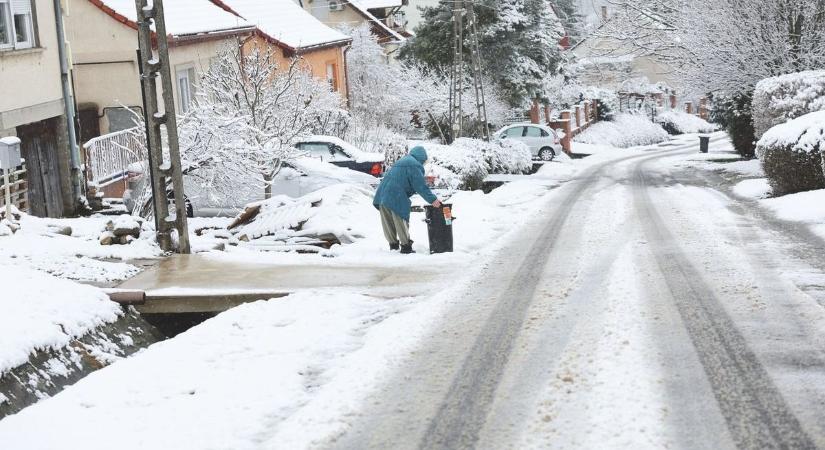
[495,124,563,161]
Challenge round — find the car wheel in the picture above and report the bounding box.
[539,147,556,161]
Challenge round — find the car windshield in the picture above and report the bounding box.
[301,143,332,159]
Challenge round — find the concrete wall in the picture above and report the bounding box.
[0,0,65,133]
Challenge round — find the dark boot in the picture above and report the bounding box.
[389,242,400,251]
[400,242,415,254]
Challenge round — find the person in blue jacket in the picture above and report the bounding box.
[373,146,442,254]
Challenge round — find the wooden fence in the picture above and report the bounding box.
[0,165,28,212]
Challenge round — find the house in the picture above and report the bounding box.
[68,0,353,139]
[569,6,678,93]
[66,0,258,139]
[213,0,351,96]
[0,0,78,217]
[295,0,406,51]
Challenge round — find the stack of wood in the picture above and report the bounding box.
[99,216,143,245]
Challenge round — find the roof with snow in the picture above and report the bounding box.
[89,0,254,37]
[346,0,405,43]
[214,0,351,50]
[356,0,403,9]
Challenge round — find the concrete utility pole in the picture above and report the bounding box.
[448,0,489,142]
[134,0,191,253]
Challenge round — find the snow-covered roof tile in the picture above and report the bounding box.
[216,0,351,50]
[346,0,405,42]
[91,0,254,36]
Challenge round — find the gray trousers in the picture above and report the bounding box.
[380,206,410,245]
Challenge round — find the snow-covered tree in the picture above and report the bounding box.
[344,23,511,143]
[179,44,347,200]
[400,0,566,107]
[597,0,825,97]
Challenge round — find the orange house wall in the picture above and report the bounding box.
[241,36,348,102]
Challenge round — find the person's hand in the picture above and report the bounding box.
[432,199,442,208]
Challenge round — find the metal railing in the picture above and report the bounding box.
[83,127,145,187]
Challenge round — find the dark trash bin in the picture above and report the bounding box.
[424,204,454,254]
[699,135,710,153]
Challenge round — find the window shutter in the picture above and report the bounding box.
[11,0,31,14]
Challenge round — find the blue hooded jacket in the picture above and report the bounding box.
[373,146,438,221]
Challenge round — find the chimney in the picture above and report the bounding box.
[601,6,608,22]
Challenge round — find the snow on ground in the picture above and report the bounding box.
[0,145,627,447]
[0,266,121,375]
[574,113,669,148]
[0,214,161,283]
[733,178,772,199]
[761,189,825,238]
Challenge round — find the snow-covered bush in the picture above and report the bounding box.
[453,138,532,175]
[752,70,825,138]
[423,142,489,190]
[574,113,669,148]
[655,111,716,135]
[344,24,511,140]
[419,138,530,190]
[756,111,825,196]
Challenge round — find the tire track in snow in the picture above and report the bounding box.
[418,151,661,450]
[633,156,817,449]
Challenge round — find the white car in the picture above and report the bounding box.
[494,124,564,161]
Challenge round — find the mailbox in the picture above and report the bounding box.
[0,137,22,170]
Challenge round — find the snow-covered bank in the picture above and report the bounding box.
[0,290,464,449]
[0,267,122,374]
[761,189,825,239]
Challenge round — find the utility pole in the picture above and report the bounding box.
[134,0,191,253]
[448,0,490,142]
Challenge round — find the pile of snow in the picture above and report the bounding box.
[420,138,531,190]
[655,110,716,135]
[229,184,374,248]
[733,178,772,199]
[0,266,121,374]
[574,113,669,148]
[753,70,825,138]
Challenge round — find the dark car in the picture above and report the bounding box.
[294,135,384,177]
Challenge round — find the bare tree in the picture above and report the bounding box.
[180,44,347,200]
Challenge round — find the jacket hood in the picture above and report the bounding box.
[409,146,428,164]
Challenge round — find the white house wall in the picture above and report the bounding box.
[0,0,65,133]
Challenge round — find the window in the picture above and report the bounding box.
[0,0,34,50]
[325,62,338,92]
[505,127,524,138]
[176,67,196,114]
[525,127,543,138]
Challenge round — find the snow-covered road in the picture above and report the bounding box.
[331,141,825,449]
